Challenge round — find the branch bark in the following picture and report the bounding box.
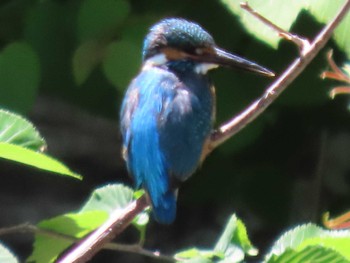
[56,195,149,263]
[209,0,350,151]
[56,1,350,262]
[0,222,174,262]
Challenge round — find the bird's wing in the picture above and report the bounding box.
[120,67,178,223]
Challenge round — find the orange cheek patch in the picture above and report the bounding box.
[161,47,189,61]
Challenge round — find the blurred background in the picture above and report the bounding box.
[0,0,350,262]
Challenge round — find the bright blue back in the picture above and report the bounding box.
[120,65,214,224]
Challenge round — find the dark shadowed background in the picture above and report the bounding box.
[1,0,350,262]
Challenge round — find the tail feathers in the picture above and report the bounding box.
[151,190,177,224]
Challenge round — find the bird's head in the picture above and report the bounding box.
[142,18,274,76]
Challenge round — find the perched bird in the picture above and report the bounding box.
[120,18,273,224]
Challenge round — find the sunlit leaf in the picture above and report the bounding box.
[0,143,81,179]
[81,184,134,213]
[0,242,18,263]
[307,0,350,58]
[28,211,108,263]
[81,184,150,231]
[267,246,348,263]
[265,223,350,261]
[221,0,350,57]
[175,248,222,262]
[215,214,257,257]
[0,42,40,113]
[0,110,46,151]
[221,0,303,49]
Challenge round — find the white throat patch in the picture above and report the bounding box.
[195,63,218,74]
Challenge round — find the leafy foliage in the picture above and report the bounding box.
[265,224,350,262]
[28,184,148,262]
[0,109,46,151]
[267,246,348,263]
[0,143,81,179]
[0,110,81,179]
[175,214,257,263]
[221,0,350,58]
[28,211,108,263]
[1,0,350,262]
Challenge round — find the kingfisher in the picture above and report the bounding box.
[120,18,274,224]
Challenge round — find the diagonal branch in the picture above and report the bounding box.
[209,0,350,151]
[56,195,150,263]
[56,1,350,262]
[0,222,174,262]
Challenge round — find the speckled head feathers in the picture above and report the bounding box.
[142,18,215,61]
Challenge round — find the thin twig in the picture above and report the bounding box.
[46,1,350,262]
[0,221,174,262]
[240,1,311,53]
[209,0,350,151]
[320,50,350,83]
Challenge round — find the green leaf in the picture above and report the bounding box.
[267,246,348,263]
[102,40,141,91]
[77,0,130,41]
[221,0,303,49]
[0,242,18,263]
[72,40,107,85]
[0,110,46,151]
[0,42,40,113]
[215,214,257,257]
[0,143,81,179]
[28,211,108,263]
[175,248,222,262]
[307,0,350,58]
[265,223,350,261]
[81,184,149,231]
[297,235,350,260]
[221,0,350,57]
[81,184,134,213]
[29,184,148,262]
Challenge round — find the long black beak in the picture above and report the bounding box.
[198,47,275,77]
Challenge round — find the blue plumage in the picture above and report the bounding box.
[120,18,273,224]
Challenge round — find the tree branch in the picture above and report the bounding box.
[0,221,174,262]
[51,1,350,262]
[209,0,350,151]
[56,195,150,263]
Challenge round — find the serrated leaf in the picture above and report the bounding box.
[102,40,141,91]
[0,110,46,151]
[267,246,348,263]
[0,143,81,179]
[265,223,350,261]
[28,211,108,263]
[0,42,40,113]
[265,224,323,260]
[0,242,18,263]
[73,41,107,85]
[77,0,130,41]
[298,235,350,259]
